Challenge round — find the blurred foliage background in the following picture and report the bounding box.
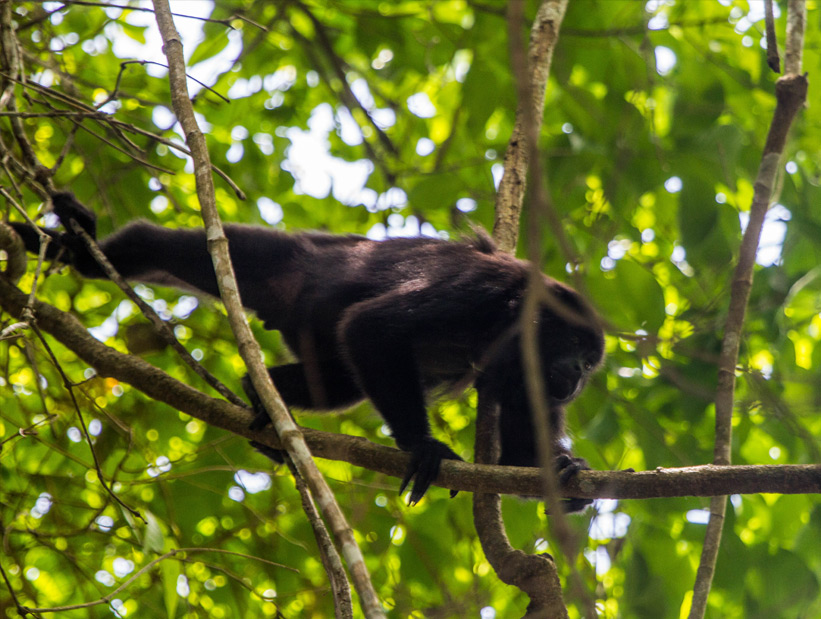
[1,1,820,617]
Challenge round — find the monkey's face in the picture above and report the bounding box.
[539,306,605,404]
[545,346,601,402]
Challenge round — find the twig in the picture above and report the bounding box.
[0,1,53,190]
[0,73,246,199]
[115,59,231,103]
[764,0,780,72]
[296,1,397,156]
[561,17,732,38]
[27,0,242,28]
[18,547,295,615]
[31,321,145,521]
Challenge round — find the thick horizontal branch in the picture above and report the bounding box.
[1,277,819,501]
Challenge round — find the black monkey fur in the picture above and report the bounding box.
[12,193,605,510]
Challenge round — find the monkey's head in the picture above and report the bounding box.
[478,283,604,413]
[537,283,605,403]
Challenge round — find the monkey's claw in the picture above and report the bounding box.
[399,438,462,505]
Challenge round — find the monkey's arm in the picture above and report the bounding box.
[338,289,468,504]
[9,193,218,290]
[10,193,309,308]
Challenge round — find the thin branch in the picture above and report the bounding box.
[285,455,354,619]
[561,17,732,38]
[0,0,53,190]
[296,1,398,157]
[25,0,241,28]
[114,60,231,104]
[31,321,145,521]
[149,2,385,617]
[285,22,396,186]
[0,74,246,199]
[492,0,568,254]
[508,2,596,616]
[64,220,247,408]
[18,547,295,615]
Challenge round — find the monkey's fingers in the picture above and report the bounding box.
[241,375,272,431]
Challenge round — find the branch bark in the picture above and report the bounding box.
[499,2,597,616]
[149,3,382,616]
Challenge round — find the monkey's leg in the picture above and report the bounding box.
[244,359,364,430]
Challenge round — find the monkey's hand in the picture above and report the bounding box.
[50,192,103,277]
[555,453,593,513]
[250,440,285,464]
[243,375,271,431]
[398,437,462,505]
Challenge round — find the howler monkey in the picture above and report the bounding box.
[12,193,604,510]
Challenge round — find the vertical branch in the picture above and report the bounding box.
[149,3,385,617]
[472,391,569,618]
[508,1,597,616]
[493,0,568,253]
[688,3,807,617]
[285,457,353,619]
[480,0,596,615]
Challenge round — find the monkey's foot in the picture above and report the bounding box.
[555,453,593,513]
[250,440,285,464]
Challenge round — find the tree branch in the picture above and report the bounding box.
[473,390,569,618]
[1,276,818,502]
